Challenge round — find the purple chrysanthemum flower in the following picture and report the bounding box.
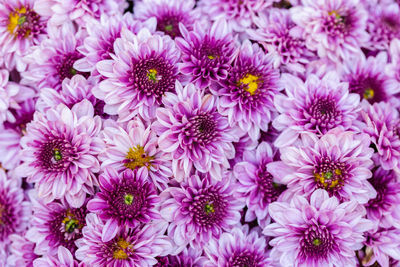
[0,0,48,70]
[32,245,80,267]
[341,52,399,105]
[365,2,400,51]
[21,24,88,91]
[17,101,104,207]
[197,0,271,35]
[159,172,244,250]
[99,118,172,190]
[387,39,400,96]
[291,0,369,61]
[363,227,400,267]
[175,19,236,89]
[0,170,30,250]
[264,189,373,267]
[74,13,152,77]
[248,9,315,73]
[268,129,376,204]
[155,247,208,267]
[204,225,271,267]
[94,27,180,122]
[359,102,400,172]
[134,0,198,39]
[210,40,280,141]
[153,82,238,182]
[7,234,38,267]
[34,0,127,26]
[273,72,360,147]
[75,213,171,266]
[87,167,161,242]
[26,192,88,256]
[365,167,400,228]
[234,142,285,227]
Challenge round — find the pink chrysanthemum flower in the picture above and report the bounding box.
[17,101,104,207]
[134,0,198,39]
[153,82,238,182]
[94,27,180,122]
[210,40,280,141]
[264,189,373,267]
[365,167,400,228]
[0,0,48,70]
[87,167,161,242]
[291,0,369,61]
[365,3,400,51]
[197,0,271,35]
[268,129,376,204]
[75,213,171,266]
[159,172,244,250]
[7,234,38,267]
[248,9,315,73]
[34,0,127,26]
[273,72,360,147]
[234,142,285,227]
[341,52,399,105]
[175,19,236,89]
[359,102,400,172]
[74,13,153,76]
[363,227,400,267]
[32,246,80,267]
[155,247,208,267]
[26,192,88,256]
[0,170,31,252]
[387,39,400,95]
[99,118,172,190]
[21,24,88,91]
[204,225,271,267]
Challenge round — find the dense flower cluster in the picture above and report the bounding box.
[1,0,400,266]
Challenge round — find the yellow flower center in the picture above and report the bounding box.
[53,148,62,161]
[204,203,215,215]
[113,238,133,260]
[124,145,154,171]
[207,55,216,60]
[164,25,173,32]
[62,210,81,234]
[7,7,29,36]
[363,88,375,100]
[313,238,322,246]
[124,194,134,205]
[314,169,342,188]
[147,69,159,82]
[239,74,260,95]
[0,205,4,225]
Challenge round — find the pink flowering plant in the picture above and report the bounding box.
[1,0,400,266]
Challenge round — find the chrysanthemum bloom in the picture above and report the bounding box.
[197,0,271,34]
[7,234,38,267]
[386,39,400,96]
[175,19,236,89]
[291,0,369,61]
[0,0,48,70]
[264,189,373,267]
[365,167,400,228]
[359,102,400,172]
[75,213,171,266]
[159,172,244,250]
[234,142,285,227]
[99,118,172,190]
[17,101,104,207]
[21,24,88,91]
[363,227,400,267]
[153,82,238,182]
[32,246,80,267]
[0,98,35,170]
[365,2,400,51]
[248,9,315,73]
[268,129,376,204]
[273,72,360,147]
[34,0,127,26]
[204,225,271,267]
[94,27,180,122]
[341,52,399,105]
[155,247,208,267]
[87,167,161,242]
[0,170,30,252]
[26,192,88,256]
[210,40,280,141]
[134,0,198,39]
[74,13,153,77]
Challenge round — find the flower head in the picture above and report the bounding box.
[155,247,208,267]
[87,167,161,242]
[264,189,373,267]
